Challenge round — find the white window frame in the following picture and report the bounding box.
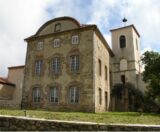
[53,39,61,48]
[72,35,79,44]
[35,60,42,76]
[69,87,79,103]
[37,41,43,50]
[52,57,60,74]
[33,87,40,103]
[70,55,79,72]
[50,87,59,103]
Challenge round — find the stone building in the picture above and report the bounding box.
[0,65,24,108]
[22,16,145,112]
[22,17,114,112]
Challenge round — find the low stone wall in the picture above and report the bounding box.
[0,115,160,131]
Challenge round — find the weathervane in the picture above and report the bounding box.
[122,0,128,26]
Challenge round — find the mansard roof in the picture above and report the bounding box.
[24,16,114,56]
[35,16,81,35]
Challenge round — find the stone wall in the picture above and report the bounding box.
[93,32,110,112]
[0,100,20,108]
[0,84,15,100]
[22,26,95,112]
[0,115,160,131]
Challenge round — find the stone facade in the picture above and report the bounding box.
[22,17,112,112]
[1,115,160,131]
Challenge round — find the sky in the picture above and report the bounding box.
[0,0,160,77]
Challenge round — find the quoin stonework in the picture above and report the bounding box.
[0,16,146,112]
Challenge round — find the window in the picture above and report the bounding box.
[70,55,79,72]
[99,88,102,105]
[98,59,101,76]
[105,92,108,110]
[35,60,43,76]
[51,57,61,74]
[69,86,79,103]
[49,87,59,103]
[72,35,79,44]
[53,39,61,48]
[105,66,107,80]
[120,35,126,48]
[54,23,61,32]
[136,38,138,50]
[33,87,40,103]
[37,41,43,50]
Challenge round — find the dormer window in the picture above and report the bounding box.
[72,35,79,44]
[54,23,61,32]
[53,39,61,48]
[120,35,126,48]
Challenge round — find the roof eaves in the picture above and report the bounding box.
[110,24,140,37]
[8,65,25,69]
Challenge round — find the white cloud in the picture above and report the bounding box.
[0,0,53,77]
[0,0,160,77]
[87,0,117,29]
[87,0,160,52]
[141,47,152,54]
[125,0,160,51]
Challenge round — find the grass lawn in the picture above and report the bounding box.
[0,109,160,125]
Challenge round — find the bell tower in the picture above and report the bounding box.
[110,24,141,91]
[110,24,142,111]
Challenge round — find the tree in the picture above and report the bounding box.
[142,51,160,102]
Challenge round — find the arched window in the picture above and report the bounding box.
[49,87,59,103]
[119,35,126,48]
[98,59,101,76]
[32,87,40,103]
[54,23,61,32]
